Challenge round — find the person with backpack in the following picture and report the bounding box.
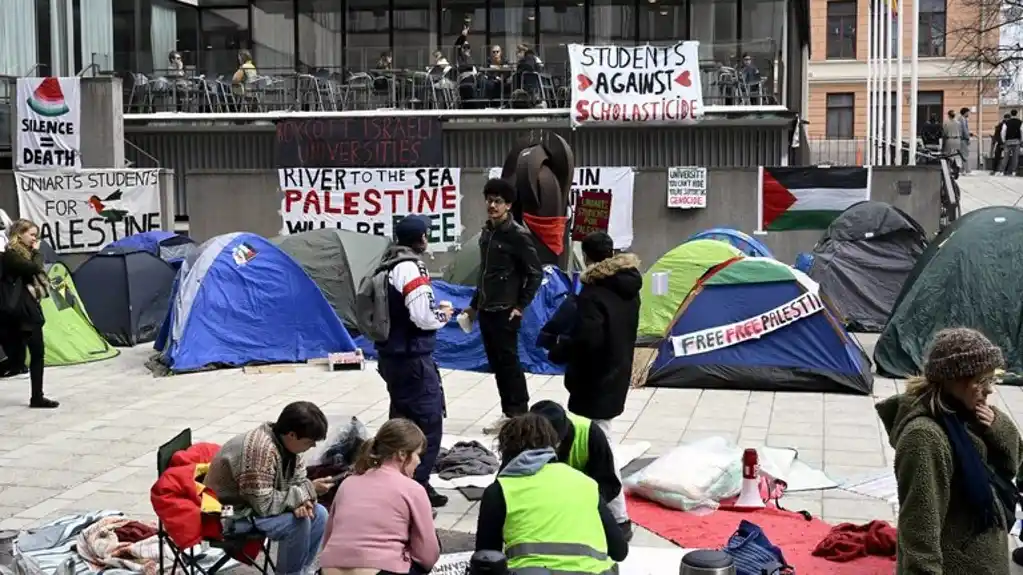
[357,215,453,508]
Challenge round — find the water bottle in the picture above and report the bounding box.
[221,505,234,535]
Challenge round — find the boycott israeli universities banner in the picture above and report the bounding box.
[274,118,443,169]
[567,43,704,128]
[671,291,825,357]
[279,167,462,252]
[15,169,162,254]
[487,166,635,249]
[16,77,82,170]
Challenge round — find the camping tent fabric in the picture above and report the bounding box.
[108,231,197,266]
[156,232,356,372]
[270,229,391,329]
[638,240,743,340]
[73,247,177,346]
[808,201,928,333]
[443,231,586,286]
[38,262,120,366]
[646,258,873,394]
[355,266,572,375]
[874,206,1023,377]
[686,228,773,257]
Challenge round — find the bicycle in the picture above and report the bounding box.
[913,148,962,232]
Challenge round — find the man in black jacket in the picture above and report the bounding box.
[1000,109,1023,176]
[465,178,543,427]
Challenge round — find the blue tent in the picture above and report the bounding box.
[108,231,197,267]
[645,257,872,394]
[687,228,773,257]
[154,232,355,372]
[355,266,572,375]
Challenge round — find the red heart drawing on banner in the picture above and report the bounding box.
[675,71,692,88]
[576,74,593,91]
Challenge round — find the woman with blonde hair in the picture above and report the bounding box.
[876,327,1022,574]
[320,418,439,575]
[0,219,57,407]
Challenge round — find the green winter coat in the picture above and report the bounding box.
[876,394,1023,575]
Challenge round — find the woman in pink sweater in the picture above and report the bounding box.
[320,418,441,575]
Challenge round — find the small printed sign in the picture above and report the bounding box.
[667,166,707,209]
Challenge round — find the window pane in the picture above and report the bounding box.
[741,0,784,57]
[825,92,854,139]
[690,0,738,62]
[393,0,436,70]
[200,8,249,77]
[593,0,636,44]
[827,93,853,107]
[489,0,534,64]
[176,4,200,61]
[441,1,486,64]
[538,0,583,74]
[919,91,942,105]
[346,0,389,71]
[639,0,684,43]
[151,0,180,73]
[251,0,294,72]
[298,0,343,71]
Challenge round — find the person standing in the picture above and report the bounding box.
[959,107,974,174]
[1000,109,1023,176]
[990,114,1009,175]
[464,178,543,432]
[373,215,453,508]
[942,109,960,165]
[1,219,57,408]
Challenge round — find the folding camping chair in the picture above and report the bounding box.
[156,429,275,575]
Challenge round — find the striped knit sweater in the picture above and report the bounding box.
[204,423,317,517]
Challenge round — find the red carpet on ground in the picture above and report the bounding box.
[625,494,896,574]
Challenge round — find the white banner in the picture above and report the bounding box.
[15,169,163,254]
[568,43,704,128]
[671,291,825,357]
[16,77,82,171]
[279,167,463,252]
[487,166,635,249]
[667,166,707,209]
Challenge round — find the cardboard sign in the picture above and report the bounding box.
[572,190,612,240]
[15,169,162,254]
[16,77,81,170]
[667,166,707,209]
[274,118,443,169]
[279,167,462,251]
[568,43,704,127]
[671,291,825,357]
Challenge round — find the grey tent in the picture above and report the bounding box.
[808,201,928,333]
[443,231,586,286]
[271,229,391,329]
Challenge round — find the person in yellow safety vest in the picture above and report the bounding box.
[474,413,629,574]
[528,400,632,542]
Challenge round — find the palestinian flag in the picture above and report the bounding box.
[759,166,870,231]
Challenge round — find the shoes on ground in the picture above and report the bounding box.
[426,484,449,508]
[483,417,509,435]
[30,396,59,409]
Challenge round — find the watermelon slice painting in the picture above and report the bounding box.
[27,77,70,117]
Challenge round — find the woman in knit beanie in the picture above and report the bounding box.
[875,327,1022,575]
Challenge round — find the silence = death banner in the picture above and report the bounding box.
[16,77,82,170]
[568,43,704,128]
[279,167,462,252]
[487,166,635,249]
[274,118,443,169]
[15,169,162,254]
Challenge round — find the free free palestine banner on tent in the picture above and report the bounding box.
[16,77,81,171]
[279,167,462,252]
[487,166,635,249]
[758,166,871,231]
[15,169,162,254]
[567,43,704,128]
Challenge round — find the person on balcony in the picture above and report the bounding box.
[376,51,393,71]
[737,53,762,105]
[232,50,258,97]
[454,31,480,108]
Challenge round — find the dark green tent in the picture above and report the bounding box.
[271,229,391,329]
[443,231,586,286]
[874,206,1023,377]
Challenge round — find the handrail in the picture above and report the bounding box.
[78,63,100,77]
[124,138,161,167]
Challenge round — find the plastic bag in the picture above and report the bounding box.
[624,436,742,513]
[305,416,369,468]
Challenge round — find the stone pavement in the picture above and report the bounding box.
[957,172,1023,214]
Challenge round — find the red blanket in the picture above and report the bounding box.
[812,520,897,562]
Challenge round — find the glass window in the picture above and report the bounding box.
[298,0,343,71]
[690,0,737,62]
[200,8,249,77]
[441,1,486,65]
[741,0,783,58]
[919,0,945,57]
[826,93,854,139]
[346,0,389,71]
[826,1,856,59]
[251,0,295,72]
[538,0,583,74]
[150,0,182,74]
[639,0,684,43]
[489,0,533,67]
[176,4,200,65]
[393,0,437,70]
[917,90,943,133]
[592,0,636,45]
[36,0,54,75]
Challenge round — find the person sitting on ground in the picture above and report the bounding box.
[876,328,1023,574]
[529,400,632,541]
[320,418,440,575]
[475,413,629,573]
[203,401,334,575]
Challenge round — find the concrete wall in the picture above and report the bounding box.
[184,166,942,270]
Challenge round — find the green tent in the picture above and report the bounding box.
[38,262,120,366]
[443,231,585,286]
[874,206,1023,377]
[637,239,743,341]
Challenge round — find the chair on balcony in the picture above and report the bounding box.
[342,72,374,110]
[128,73,154,113]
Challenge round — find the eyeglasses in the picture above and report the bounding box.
[485,197,506,205]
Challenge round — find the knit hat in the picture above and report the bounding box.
[393,215,429,247]
[923,327,1004,383]
[482,178,517,205]
[581,231,614,263]
[529,400,569,442]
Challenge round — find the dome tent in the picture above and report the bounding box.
[39,263,120,366]
[686,228,773,257]
[443,231,586,286]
